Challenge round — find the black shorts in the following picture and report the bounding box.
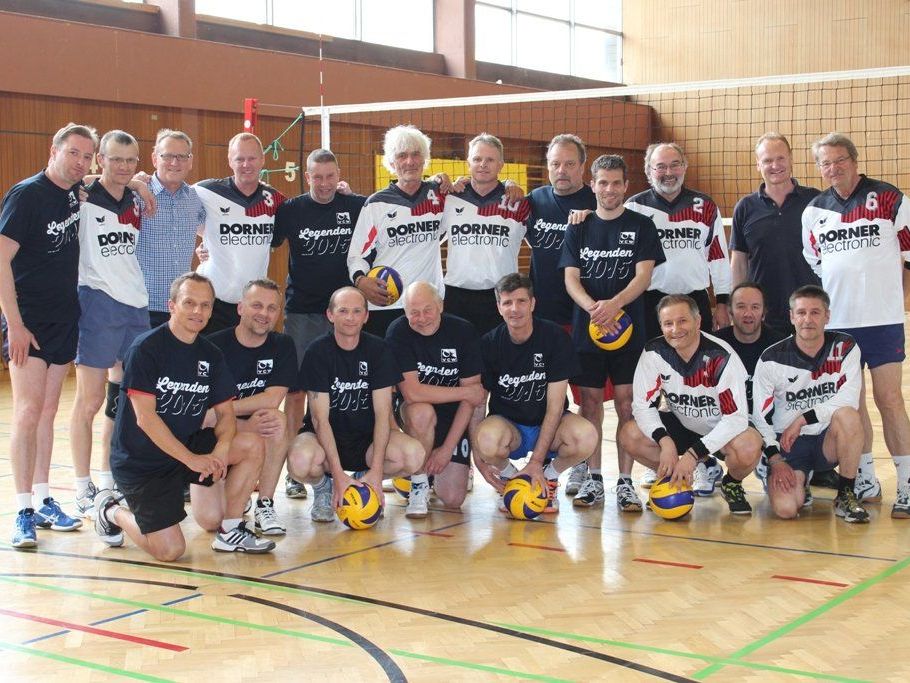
[644,289,713,340]
[393,395,470,465]
[657,410,725,461]
[572,341,643,388]
[115,428,218,535]
[778,430,835,474]
[300,416,372,472]
[443,285,501,336]
[1,315,78,366]
[201,298,240,336]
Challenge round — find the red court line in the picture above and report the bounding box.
[411,530,454,538]
[771,574,849,588]
[0,608,188,651]
[508,542,566,553]
[634,558,703,569]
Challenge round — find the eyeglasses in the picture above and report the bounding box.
[817,155,851,170]
[158,153,192,162]
[104,156,139,166]
[650,161,685,173]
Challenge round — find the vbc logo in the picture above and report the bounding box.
[256,359,273,375]
[197,360,210,377]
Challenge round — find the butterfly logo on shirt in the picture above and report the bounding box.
[219,206,231,215]
[197,361,210,378]
[787,375,798,383]
[359,361,369,376]
[387,211,398,219]
[257,359,273,375]
[95,216,105,224]
[455,207,465,214]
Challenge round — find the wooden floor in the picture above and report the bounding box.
[2,355,910,682]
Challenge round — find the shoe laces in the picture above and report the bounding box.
[722,481,745,502]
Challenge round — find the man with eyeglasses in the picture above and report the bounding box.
[730,133,821,334]
[69,130,150,519]
[626,143,732,340]
[802,132,910,517]
[135,129,206,329]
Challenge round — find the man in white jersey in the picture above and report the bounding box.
[620,295,762,515]
[70,130,149,517]
[752,285,868,522]
[802,132,910,517]
[195,133,286,334]
[441,133,529,335]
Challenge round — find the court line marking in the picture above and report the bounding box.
[0,607,188,651]
[633,558,703,569]
[494,623,867,683]
[770,574,849,588]
[0,638,176,682]
[507,542,566,552]
[0,572,198,591]
[387,649,573,682]
[691,554,910,679]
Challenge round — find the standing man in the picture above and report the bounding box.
[752,286,868,523]
[802,132,910,516]
[136,129,206,329]
[94,273,274,559]
[626,142,732,338]
[1,123,97,548]
[730,133,821,333]
[207,279,297,535]
[620,295,762,515]
[348,125,447,338]
[70,130,149,517]
[560,155,664,511]
[272,148,366,496]
[441,133,529,335]
[286,287,423,522]
[473,273,598,511]
[196,133,286,333]
[386,281,487,516]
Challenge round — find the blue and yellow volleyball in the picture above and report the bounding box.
[502,474,548,520]
[648,477,694,520]
[367,265,403,305]
[589,310,634,351]
[392,476,412,500]
[336,483,382,529]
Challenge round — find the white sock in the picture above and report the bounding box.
[411,473,429,486]
[33,483,50,507]
[500,461,518,478]
[16,493,32,512]
[858,452,876,479]
[103,502,122,525]
[75,476,91,498]
[222,517,242,532]
[893,455,910,488]
[98,471,115,489]
[314,474,331,491]
[543,462,559,480]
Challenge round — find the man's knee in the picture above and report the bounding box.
[147,532,186,562]
[233,432,265,464]
[473,419,506,460]
[727,429,762,466]
[618,419,644,453]
[770,494,800,520]
[561,415,598,455]
[397,435,425,474]
[402,402,436,436]
[830,406,862,433]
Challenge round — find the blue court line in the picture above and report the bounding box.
[19,593,203,646]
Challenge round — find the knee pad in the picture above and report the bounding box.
[104,381,121,419]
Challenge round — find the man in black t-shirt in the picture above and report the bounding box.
[474,273,598,513]
[387,281,487,516]
[561,155,664,512]
[288,286,423,523]
[1,123,97,549]
[94,273,274,560]
[207,279,297,536]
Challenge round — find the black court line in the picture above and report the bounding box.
[0,573,198,591]
[2,548,692,681]
[262,520,470,577]
[233,593,407,683]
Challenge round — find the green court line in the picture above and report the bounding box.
[389,649,571,682]
[0,639,176,682]
[495,623,867,683]
[692,554,910,679]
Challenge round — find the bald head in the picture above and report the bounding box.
[403,281,443,336]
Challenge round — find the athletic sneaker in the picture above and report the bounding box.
[212,521,275,553]
[34,498,82,531]
[615,479,643,512]
[754,454,769,492]
[802,480,814,508]
[855,475,882,502]
[892,486,910,519]
[254,498,286,535]
[573,477,605,507]
[285,474,308,499]
[11,509,37,549]
[640,468,658,489]
[810,469,840,490]
[543,479,559,513]
[75,481,99,518]
[565,463,589,495]
[834,489,870,523]
[93,489,124,547]
[720,480,752,515]
[466,467,474,492]
[243,496,253,516]
[693,459,723,497]
[310,480,335,523]
[406,480,430,518]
